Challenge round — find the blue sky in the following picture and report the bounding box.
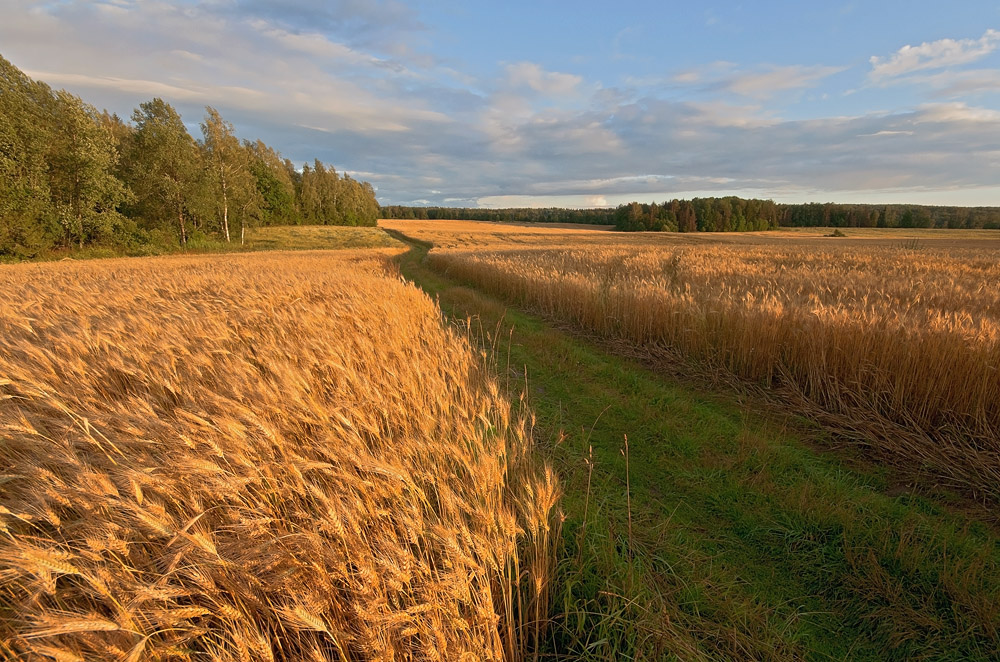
[3,1,1000,207]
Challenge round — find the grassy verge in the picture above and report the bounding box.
[388,230,1000,661]
[3,225,400,263]
[240,225,401,251]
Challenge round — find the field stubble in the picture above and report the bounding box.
[0,248,559,661]
[407,225,1000,502]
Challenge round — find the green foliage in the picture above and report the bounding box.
[298,160,379,227]
[246,140,297,226]
[200,106,261,243]
[612,198,1000,233]
[48,91,128,248]
[381,205,617,224]
[0,54,381,260]
[615,197,781,232]
[122,98,211,245]
[782,201,1000,229]
[0,54,57,257]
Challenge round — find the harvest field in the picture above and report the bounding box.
[3,223,1000,662]
[388,220,1000,500]
[0,245,559,661]
[7,1,1000,658]
[385,218,1000,660]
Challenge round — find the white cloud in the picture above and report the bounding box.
[722,65,845,98]
[476,194,614,209]
[4,1,1000,207]
[914,102,1000,123]
[248,21,407,73]
[913,69,1000,98]
[668,62,843,100]
[504,62,582,96]
[869,29,1000,81]
[4,1,453,136]
[858,130,915,137]
[23,70,206,101]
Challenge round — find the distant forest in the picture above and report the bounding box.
[383,198,1000,232]
[0,55,379,259]
[380,205,619,225]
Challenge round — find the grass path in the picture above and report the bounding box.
[388,230,1000,661]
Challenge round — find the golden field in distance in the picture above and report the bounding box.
[0,248,558,661]
[383,219,1000,500]
[381,218,1000,250]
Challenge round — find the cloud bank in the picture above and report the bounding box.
[2,2,999,207]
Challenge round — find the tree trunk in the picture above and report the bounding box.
[178,204,187,245]
[241,219,245,246]
[221,167,231,242]
[222,195,230,242]
[75,173,83,249]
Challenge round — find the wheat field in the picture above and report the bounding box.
[0,248,559,661]
[384,220,1000,501]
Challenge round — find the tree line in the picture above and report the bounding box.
[381,198,781,231]
[385,197,1000,233]
[615,198,1000,232]
[380,205,618,225]
[779,202,1000,229]
[614,198,781,232]
[1,55,379,259]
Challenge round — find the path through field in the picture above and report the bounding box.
[389,229,1000,661]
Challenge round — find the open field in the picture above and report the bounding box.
[381,218,1000,250]
[393,233,1000,661]
[751,225,1000,242]
[0,247,558,661]
[381,219,625,250]
[384,220,1000,501]
[4,222,1000,661]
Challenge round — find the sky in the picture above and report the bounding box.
[3,1,1000,208]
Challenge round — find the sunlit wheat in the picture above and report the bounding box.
[425,239,1000,500]
[0,248,559,661]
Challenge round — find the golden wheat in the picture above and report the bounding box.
[0,248,559,661]
[399,224,1000,500]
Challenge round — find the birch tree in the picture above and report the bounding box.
[201,107,258,242]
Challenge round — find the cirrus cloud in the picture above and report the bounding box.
[869,29,1000,81]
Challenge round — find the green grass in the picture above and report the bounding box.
[241,225,400,251]
[388,229,1000,662]
[6,225,401,263]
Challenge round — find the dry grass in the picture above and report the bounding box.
[391,220,1000,501]
[379,220,625,251]
[0,248,559,661]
